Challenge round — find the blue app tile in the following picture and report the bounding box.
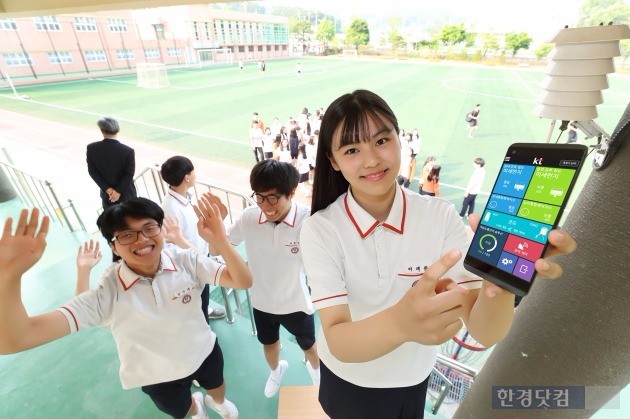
[493,164,535,199]
[496,251,518,273]
[468,225,508,266]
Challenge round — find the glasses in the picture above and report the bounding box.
[113,224,162,245]
[251,192,281,205]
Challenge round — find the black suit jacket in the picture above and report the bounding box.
[86,138,137,208]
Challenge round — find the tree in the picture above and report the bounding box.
[578,0,630,26]
[481,33,499,56]
[290,18,313,44]
[439,24,467,46]
[535,42,554,60]
[316,18,335,48]
[346,19,370,49]
[577,0,630,65]
[504,32,533,57]
[389,31,406,50]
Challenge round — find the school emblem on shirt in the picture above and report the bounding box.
[182,294,192,304]
[286,241,300,254]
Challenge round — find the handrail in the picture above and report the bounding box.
[0,160,86,232]
[430,354,480,414]
[133,165,256,224]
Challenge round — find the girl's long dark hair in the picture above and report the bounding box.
[310,89,399,215]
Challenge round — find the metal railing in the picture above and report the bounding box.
[134,165,258,335]
[0,160,86,232]
[430,353,479,414]
[133,164,255,225]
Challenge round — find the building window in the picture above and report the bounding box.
[275,45,279,51]
[238,46,245,53]
[108,18,127,32]
[116,49,135,60]
[85,50,107,62]
[153,23,165,40]
[74,17,97,32]
[205,22,210,40]
[248,46,254,52]
[282,45,287,51]
[167,48,181,57]
[193,22,199,41]
[3,52,32,66]
[0,18,17,30]
[144,48,160,59]
[34,16,61,31]
[258,45,263,52]
[48,51,73,64]
[266,45,271,51]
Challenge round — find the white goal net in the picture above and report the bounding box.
[196,48,234,67]
[136,63,169,89]
[342,49,358,59]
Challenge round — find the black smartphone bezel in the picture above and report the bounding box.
[463,142,588,297]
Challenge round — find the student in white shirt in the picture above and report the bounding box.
[300,89,577,418]
[0,198,252,419]
[459,157,487,218]
[160,156,226,321]
[218,160,320,398]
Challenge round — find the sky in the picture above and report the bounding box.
[264,0,586,43]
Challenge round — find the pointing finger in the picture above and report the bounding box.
[416,249,462,293]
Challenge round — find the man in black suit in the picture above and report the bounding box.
[87,117,137,209]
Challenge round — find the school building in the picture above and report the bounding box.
[0,4,290,79]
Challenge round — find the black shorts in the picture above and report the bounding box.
[469,119,478,127]
[290,151,299,159]
[253,308,316,350]
[141,341,225,418]
[299,172,309,183]
[318,362,429,419]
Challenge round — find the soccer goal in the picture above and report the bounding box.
[136,63,169,89]
[196,48,234,67]
[342,49,359,59]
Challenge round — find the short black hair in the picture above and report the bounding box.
[250,160,299,196]
[97,197,164,243]
[160,156,194,187]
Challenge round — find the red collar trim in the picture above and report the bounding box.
[344,186,406,238]
[118,252,177,291]
[257,202,297,227]
[168,189,190,206]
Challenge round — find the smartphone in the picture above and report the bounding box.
[463,143,588,297]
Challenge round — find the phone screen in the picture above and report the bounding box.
[464,143,588,296]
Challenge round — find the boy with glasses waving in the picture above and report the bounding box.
[0,197,252,419]
[219,160,320,398]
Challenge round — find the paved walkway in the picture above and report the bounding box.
[0,108,311,230]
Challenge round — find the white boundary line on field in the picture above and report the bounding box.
[0,94,248,147]
[441,78,537,103]
[441,77,627,108]
[510,69,538,98]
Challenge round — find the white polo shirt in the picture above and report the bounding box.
[162,189,208,255]
[227,202,313,315]
[57,246,225,389]
[300,185,482,388]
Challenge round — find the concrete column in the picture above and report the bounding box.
[454,105,630,418]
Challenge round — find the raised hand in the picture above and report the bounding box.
[76,239,102,271]
[0,209,50,280]
[204,192,228,220]
[396,249,469,345]
[194,193,228,249]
